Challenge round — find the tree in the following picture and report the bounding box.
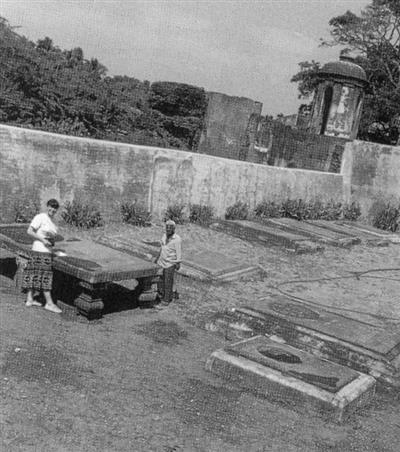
[0,15,208,149]
[291,0,400,144]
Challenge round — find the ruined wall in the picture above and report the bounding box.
[0,125,346,221]
[342,140,400,220]
[249,119,348,173]
[197,92,262,160]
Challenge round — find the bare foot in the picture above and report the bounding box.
[26,300,42,307]
[44,303,62,314]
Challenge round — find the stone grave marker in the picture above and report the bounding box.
[209,220,323,254]
[210,296,400,387]
[99,236,260,282]
[307,220,389,247]
[206,335,375,422]
[266,218,359,248]
[337,221,400,243]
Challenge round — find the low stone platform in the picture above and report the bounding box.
[209,220,323,254]
[99,236,260,282]
[336,221,400,243]
[266,218,360,248]
[207,296,400,387]
[206,336,375,422]
[307,220,389,247]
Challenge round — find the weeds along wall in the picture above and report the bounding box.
[342,140,400,221]
[0,124,346,222]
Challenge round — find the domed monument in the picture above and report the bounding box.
[308,55,367,139]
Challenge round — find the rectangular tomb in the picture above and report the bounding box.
[0,224,160,319]
[209,220,323,254]
[336,221,400,243]
[307,220,389,247]
[266,218,359,248]
[224,297,400,387]
[206,335,375,422]
[100,236,260,282]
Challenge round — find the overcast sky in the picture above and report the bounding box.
[0,0,370,115]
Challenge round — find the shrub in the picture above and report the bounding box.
[120,202,151,226]
[342,202,361,221]
[318,200,343,221]
[280,199,310,220]
[164,203,187,224]
[254,198,361,222]
[372,203,400,232]
[305,199,328,220]
[254,201,281,219]
[61,200,104,229]
[189,204,214,225]
[13,198,40,223]
[225,201,249,220]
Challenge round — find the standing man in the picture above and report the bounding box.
[155,220,182,309]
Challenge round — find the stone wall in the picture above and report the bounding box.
[0,124,346,222]
[248,119,348,173]
[197,92,262,160]
[342,140,400,220]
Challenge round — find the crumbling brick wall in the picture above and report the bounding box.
[250,118,348,173]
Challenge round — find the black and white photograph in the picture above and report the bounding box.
[0,1,399,451]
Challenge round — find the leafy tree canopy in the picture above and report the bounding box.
[291,0,400,144]
[0,16,207,150]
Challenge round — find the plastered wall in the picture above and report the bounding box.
[0,124,346,222]
[342,140,400,220]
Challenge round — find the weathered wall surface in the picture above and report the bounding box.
[0,124,346,222]
[249,119,348,173]
[342,140,400,219]
[0,126,154,222]
[197,92,262,160]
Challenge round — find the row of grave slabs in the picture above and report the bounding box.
[206,219,400,421]
[210,218,400,252]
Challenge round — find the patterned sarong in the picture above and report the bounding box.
[21,252,53,291]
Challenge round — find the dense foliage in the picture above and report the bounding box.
[291,0,400,144]
[61,201,104,229]
[120,202,151,227]
[225,202,249,220]
[255,199,361,221]
[189,204,215,226]
[372,202,400,231]
[0,17,207,150]
[164,203,187,224]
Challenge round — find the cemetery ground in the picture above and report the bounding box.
[1,222,400,452]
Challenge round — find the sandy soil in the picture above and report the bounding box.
[1,221,400,451]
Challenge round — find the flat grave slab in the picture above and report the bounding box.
[209,220,323,254]
[265,218,359,248]
[307,220,389,247]
[0,224,160,319]
[215,296,400,387]
[0,224,158,284]
[100,236,260,282]
[206,335,375,422]
[336,221,400,243]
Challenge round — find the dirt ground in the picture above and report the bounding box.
[1,221,400,452]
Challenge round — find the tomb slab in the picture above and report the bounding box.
[210,296,400,386]
[307,220,389,246]
[266,218,359,248]
[206,335,375,422]
[209,220,324,254]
